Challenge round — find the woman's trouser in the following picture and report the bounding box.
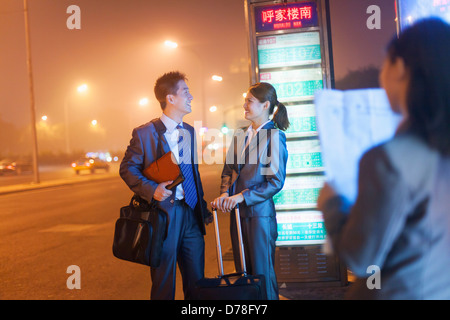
[230,213,279,300]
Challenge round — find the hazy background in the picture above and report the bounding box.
[0,0,396,161]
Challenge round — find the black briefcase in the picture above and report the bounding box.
[191,206,267,300]
[112,195,168,267]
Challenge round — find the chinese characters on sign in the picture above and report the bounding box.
[276,211,326,245]
[262,6,312,23]
[255,2,318,32]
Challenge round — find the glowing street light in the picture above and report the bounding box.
[91,119,97,126]
[65,83,90,154]
[212,75,223,82]
[77,83,88,93]
[209,106,217,112]
[41,115,48,121]
[139,97,149,106]
[164,40,178,49]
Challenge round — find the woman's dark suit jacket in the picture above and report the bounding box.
[220,121,288,217]
[323,131,450,299]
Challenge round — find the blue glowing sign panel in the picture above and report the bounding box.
[397,0,450,31]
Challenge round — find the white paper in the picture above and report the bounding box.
[315,89,402,205]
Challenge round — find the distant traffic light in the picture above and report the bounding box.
[221,124,229,135]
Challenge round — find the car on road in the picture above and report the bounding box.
[0,159,15,175]
[0,158,33,175]
[71,157,110,174]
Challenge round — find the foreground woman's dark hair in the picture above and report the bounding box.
[387,18,450,155]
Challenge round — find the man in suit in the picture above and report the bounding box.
[120,71,212,300]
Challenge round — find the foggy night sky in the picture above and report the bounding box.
[0,0,396,154]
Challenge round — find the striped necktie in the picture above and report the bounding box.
[176,125,198,210]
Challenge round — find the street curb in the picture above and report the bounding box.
[0,174,119,196]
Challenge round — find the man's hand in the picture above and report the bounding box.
[153,181,173,201]
[204,212,214,225]
[317,182,337,212]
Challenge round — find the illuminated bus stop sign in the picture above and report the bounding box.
[397,0,450,31]
[254,2,318,32]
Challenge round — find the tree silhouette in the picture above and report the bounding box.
[335,65,380,90]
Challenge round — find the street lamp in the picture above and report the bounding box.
[164,40,178,49]
[23,0,40,183]
[77,84,88,93]
[139,97,149,106]
[65,83,88,155]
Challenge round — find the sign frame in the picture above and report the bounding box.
[245,0,334,89]
[244,0,347,288]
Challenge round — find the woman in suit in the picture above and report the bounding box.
[318,18,450,299]
[212,82,289,300]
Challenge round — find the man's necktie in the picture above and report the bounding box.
[176,125,198,210]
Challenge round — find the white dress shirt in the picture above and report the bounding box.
[160,113,185,200]
[242,119,271,156]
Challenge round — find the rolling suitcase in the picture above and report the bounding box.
[191,205,267,300]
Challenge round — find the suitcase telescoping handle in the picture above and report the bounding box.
[234,204,247,275]
[212,207,224,277]
[212,204,247,277]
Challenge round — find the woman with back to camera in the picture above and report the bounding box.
[318,18,450,300]
[212,82,289,300]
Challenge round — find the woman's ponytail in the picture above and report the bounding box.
[248,82,291,131]
[273,101,290,131]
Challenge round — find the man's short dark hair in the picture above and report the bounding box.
[154,71,187,110]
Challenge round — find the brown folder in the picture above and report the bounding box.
[143,151,184,190]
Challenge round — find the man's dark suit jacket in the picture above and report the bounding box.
[119,118,210,235]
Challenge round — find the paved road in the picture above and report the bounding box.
[0,164,350,300]
[0,164,110,187]
[0,164,236,300]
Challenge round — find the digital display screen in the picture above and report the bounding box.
[285,104,318,138]
[252,4,328,247]
[274,175,325,210]
[397,0,450,31]
[260,68,323,102]
[286,139,323,174]
[276,211,326,246]
[257,32,322,69]
[254,2,318,32]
